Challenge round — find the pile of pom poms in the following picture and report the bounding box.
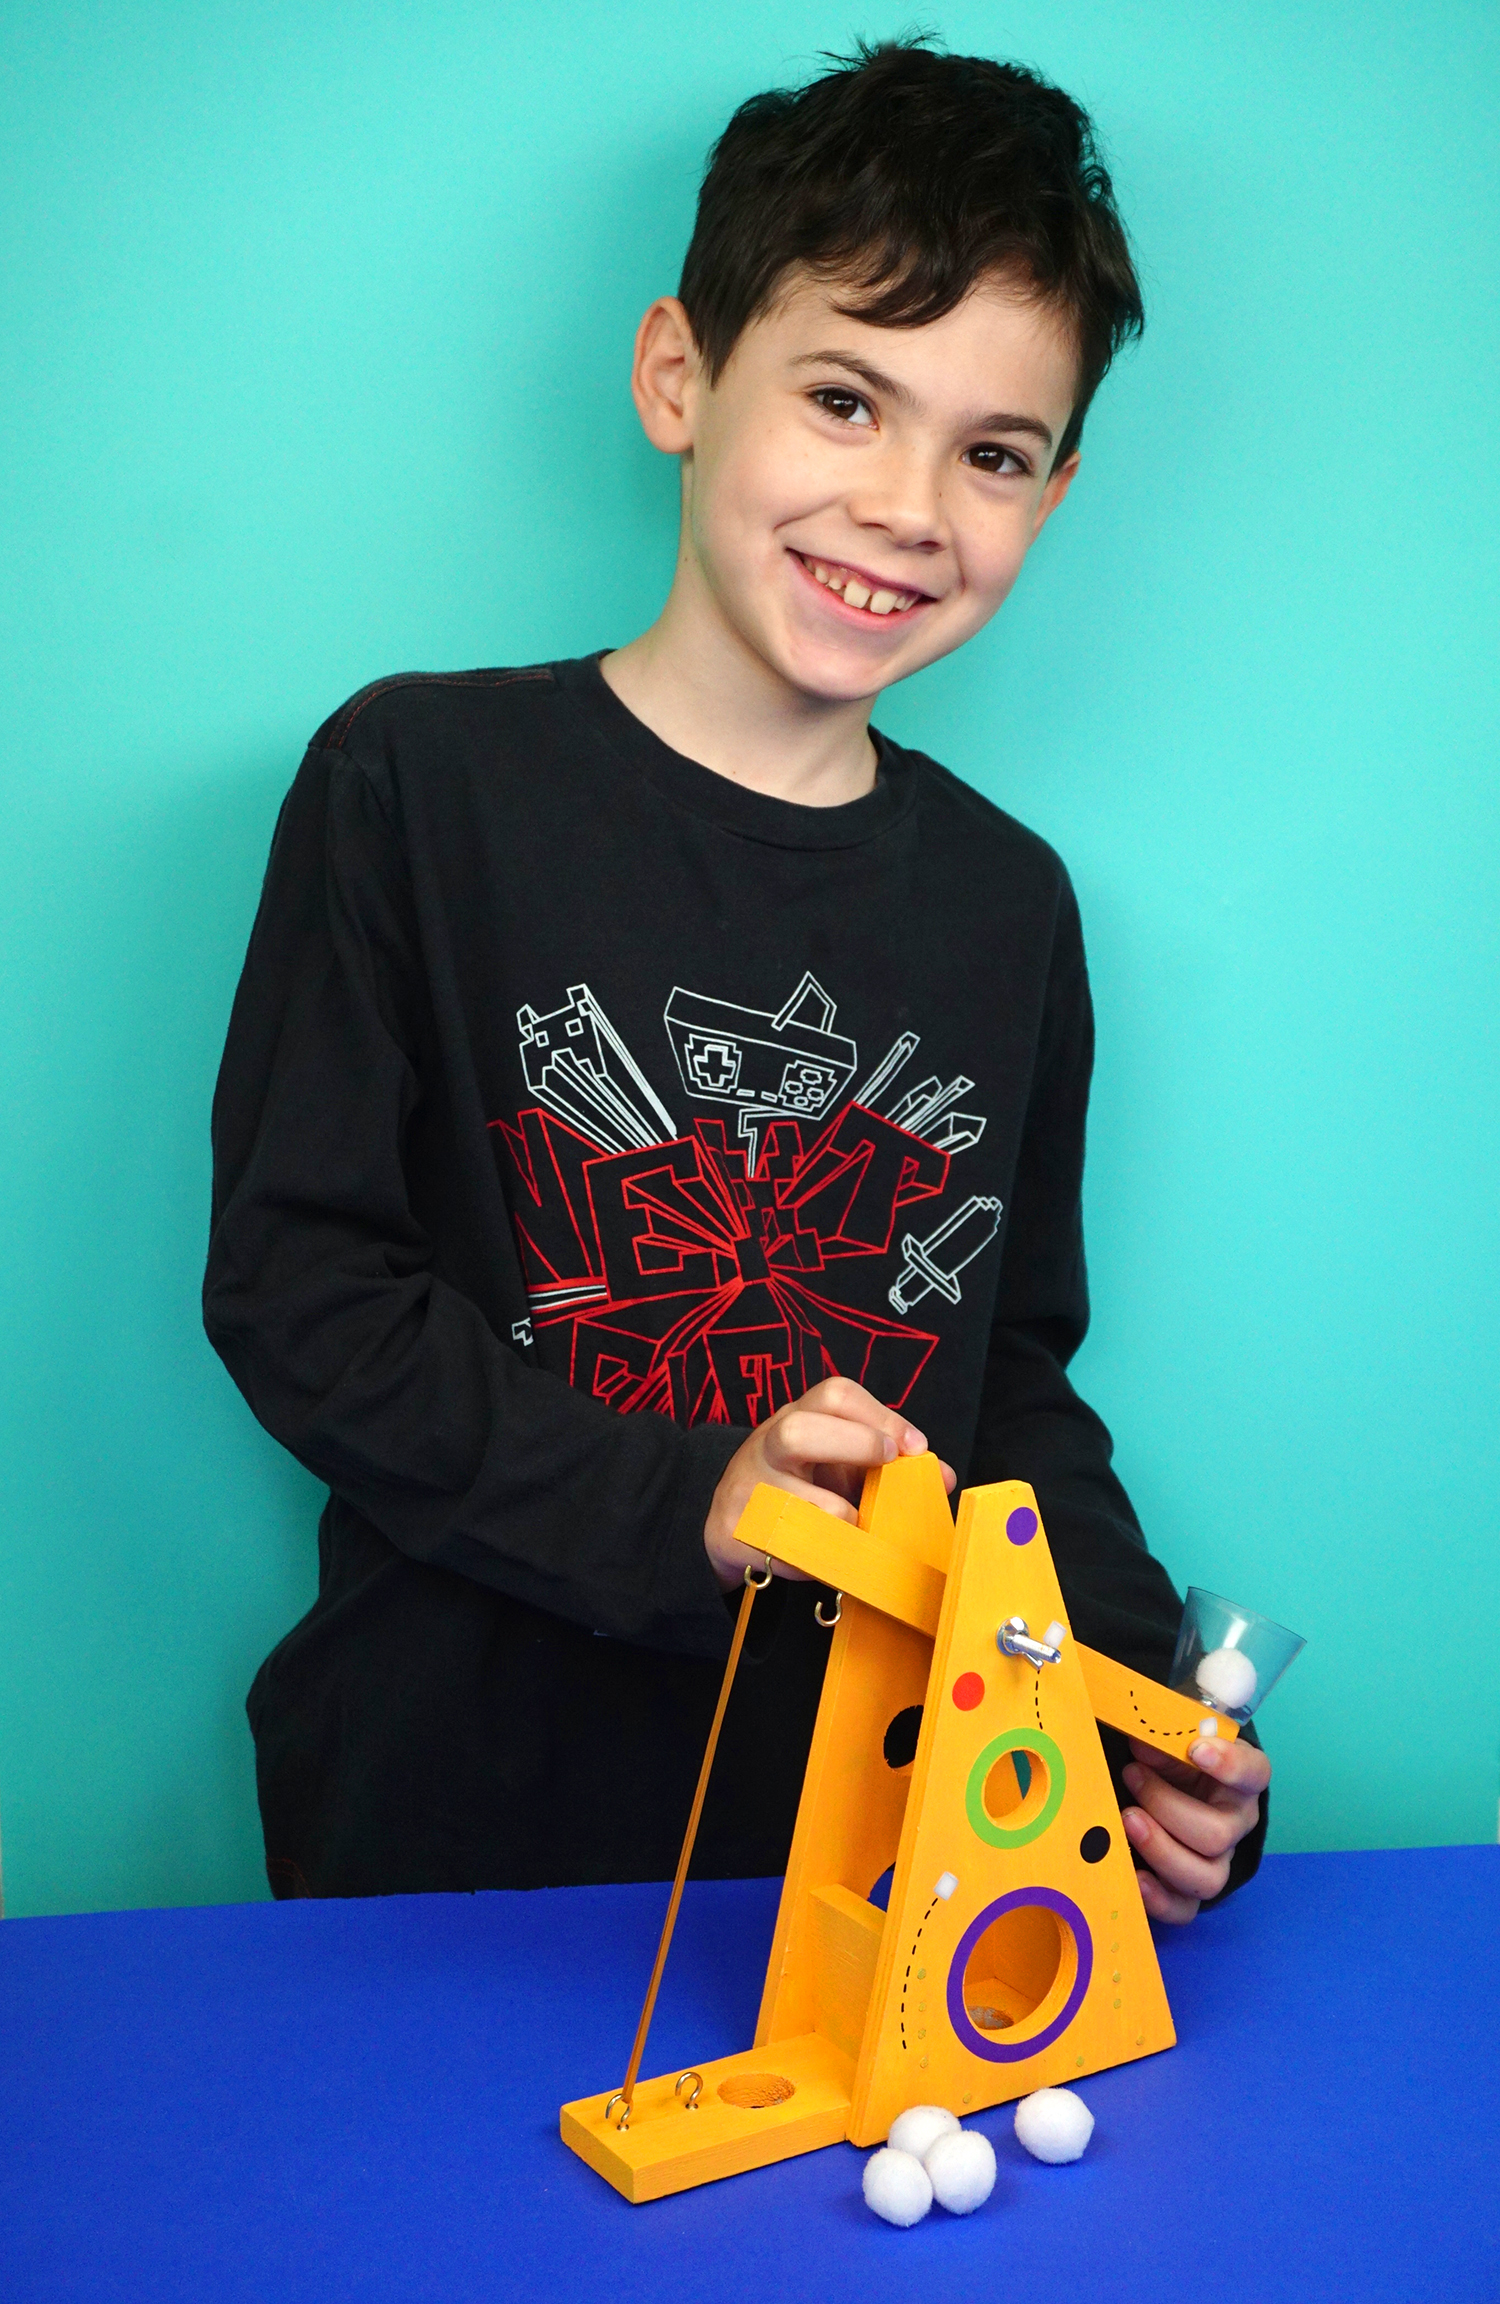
[862,2088,1095,2227]
[863,2107,994,2226]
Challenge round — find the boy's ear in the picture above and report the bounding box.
[630,296,702,454]
[1033,449,1081,537]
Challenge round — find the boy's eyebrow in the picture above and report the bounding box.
[789,348,1055,450]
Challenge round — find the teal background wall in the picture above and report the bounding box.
[1,0,1495,1916]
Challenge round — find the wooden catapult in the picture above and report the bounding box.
[561,1456,1239,2202]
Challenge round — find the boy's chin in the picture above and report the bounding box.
[761,627,927,708]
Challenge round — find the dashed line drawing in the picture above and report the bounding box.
[898,1893,943,2047]
[1126,1686,1189,1746]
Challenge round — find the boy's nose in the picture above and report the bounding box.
[845,450,947,552]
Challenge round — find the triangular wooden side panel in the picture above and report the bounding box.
[847,1480,1175,2144]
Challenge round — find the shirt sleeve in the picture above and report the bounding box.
[966,872,1267,1899]
[203,744,743,1658]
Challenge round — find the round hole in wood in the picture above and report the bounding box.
[882,1705,923,1770]
[983,1744,1046,1823]
[964,1729,1066,1849]
[717,2072,796,2109]
[961,1902,1064,2035]
[948,1889,1093,2065]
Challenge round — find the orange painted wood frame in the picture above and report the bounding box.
[559,1457,1236,2200]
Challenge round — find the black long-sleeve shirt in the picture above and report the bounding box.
[205,653,1264,1897]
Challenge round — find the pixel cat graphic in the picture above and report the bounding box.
[561,1456,1238,2201]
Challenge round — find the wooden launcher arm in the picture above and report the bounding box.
[1073,1642,1240,1760]
[734,1483,1239,1762]
[732,1482,946,1637]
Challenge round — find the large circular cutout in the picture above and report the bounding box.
[946,1889,1093,2063]
[964,1730,1065,1848]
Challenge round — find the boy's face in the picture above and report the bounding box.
[640,270,1082,707]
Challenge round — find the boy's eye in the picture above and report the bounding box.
[965,442,1030,477]
[811,386,875,427]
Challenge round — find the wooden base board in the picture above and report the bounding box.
[560,2031,853,2203]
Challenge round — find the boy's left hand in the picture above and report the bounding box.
[1119,1734,1271,1924]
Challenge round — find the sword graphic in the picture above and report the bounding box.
[887,1194,1003,1314]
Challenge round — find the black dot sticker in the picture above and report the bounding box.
[883,1706,923,1770]
[1080,1825,1111,1863]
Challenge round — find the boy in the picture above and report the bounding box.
[205,39,1269,1922]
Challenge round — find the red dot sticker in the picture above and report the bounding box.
[952,1672,985,1711]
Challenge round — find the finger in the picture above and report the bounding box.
[1125,1737,1202,1793]
[938,1459,957,1493]
[711,1555,810,1590]
[790,1476,861,1524]
[710,1529,814,1585]
[808,1460,864,1504]
[767,1410,904,1474]
[1129,1734,1271,1807]
[1189,1736,1272,1796]
[747,1469,859,1533]
[1121,1804,1231,1903]
[796,1378,928,1455]
[710,1471,856,1587]
[708,1535,812,1590]
[1134,1865,1200,1926]
[1122,1764,1251,1863]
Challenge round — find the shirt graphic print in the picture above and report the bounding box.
[492,969,1001,1428]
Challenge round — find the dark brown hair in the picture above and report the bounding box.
[679,36,1144,464]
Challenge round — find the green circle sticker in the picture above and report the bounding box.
[964,1729,1066,1848]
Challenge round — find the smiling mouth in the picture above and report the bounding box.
[792,551,930,618]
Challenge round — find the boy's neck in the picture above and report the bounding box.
[601,579,879,810]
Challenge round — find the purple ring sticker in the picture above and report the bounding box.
[945,1887,1093,2062]
[1006,1506,1038,1545]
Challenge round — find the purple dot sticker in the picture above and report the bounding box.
[1006,1507,1038,1546]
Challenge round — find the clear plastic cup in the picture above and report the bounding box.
[1169,1588,1305,1724]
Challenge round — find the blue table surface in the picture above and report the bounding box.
[2,1846,1496,2303]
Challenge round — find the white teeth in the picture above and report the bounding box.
[802,555,920,612]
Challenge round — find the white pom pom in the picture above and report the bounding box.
[863,2146,933,2226]
[1195,1646,1258,1711]
[924,2127,996,2214]
[1014,2086,1095,2164]
[888,2103,960,2161]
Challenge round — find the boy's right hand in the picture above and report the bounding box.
[704,1377,954,1589]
